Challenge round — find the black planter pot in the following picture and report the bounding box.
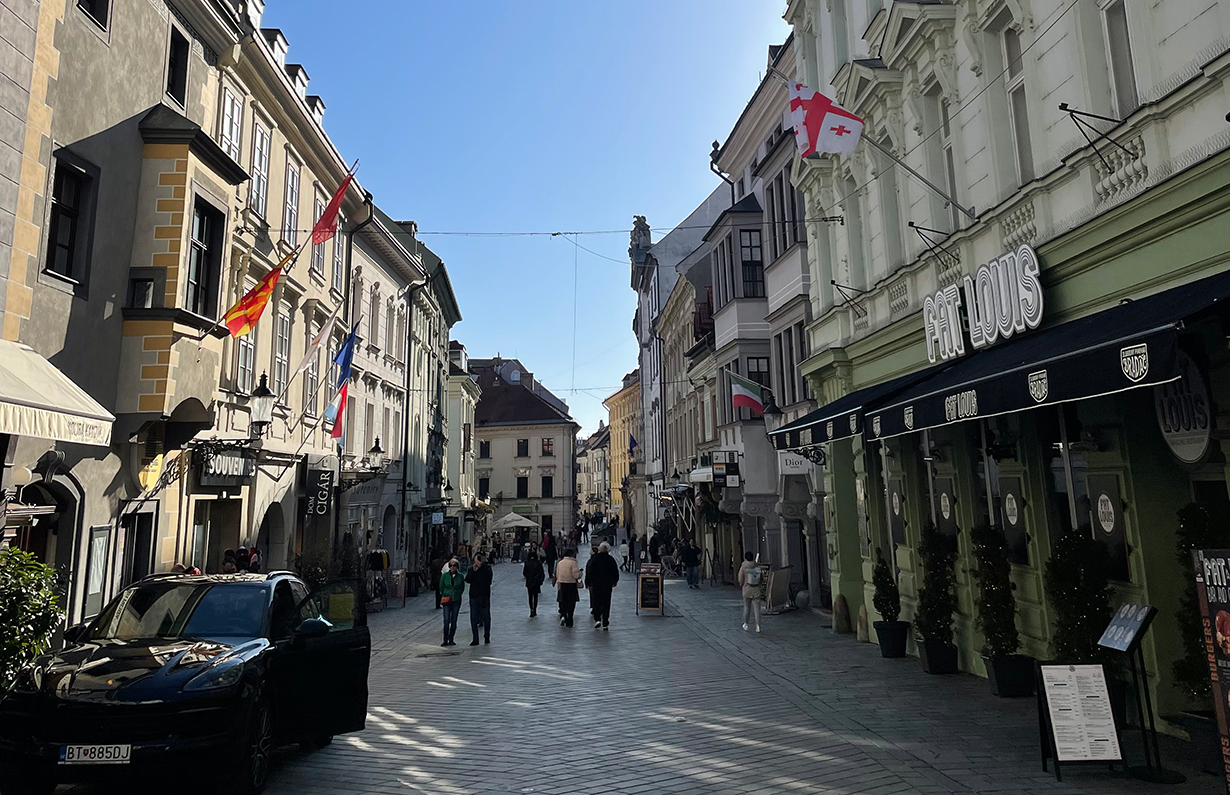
[1173,710,1220,775]
[984,654,1036,697]
[874,620,910,658]
[920,639,959,674]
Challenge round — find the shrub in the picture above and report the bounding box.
[872,551,901,623]
[914,522,957,646]
[1044,531,1114,664]
[970,522,1020,658]
[0,548,65,689]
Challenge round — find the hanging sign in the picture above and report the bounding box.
[1154,350,1211,465]
[923,244,1043,364]
[198,449,256,487]
[778,451,811,475]
[1038,664,1122,763]
[1192,549,1230,794]
[999,476,1028,565]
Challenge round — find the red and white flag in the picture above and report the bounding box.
[789,82,864,158]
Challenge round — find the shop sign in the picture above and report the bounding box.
[999,477,1028,565]
[1087,474,1128,582]
[431,511,444,525]
[198,449,256,487]
[305,469,333,517]
[1191,549,1230,794]
[934,477,957,538]
[923,244,1043,364]
[778,452,811,475]
[1154,351,1211,465]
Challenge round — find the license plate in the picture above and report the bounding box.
[59,744,131,765]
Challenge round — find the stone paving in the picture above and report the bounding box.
[254,553,1218,795]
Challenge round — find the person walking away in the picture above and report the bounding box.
[618,539,630,572]
[465,553,494,645]
[544,533,558,583]
[587,542,620,629]
[738,552,763,633]
[682,540,701,589]
[430,550,446,609]
[584,545,600,622]
[439,559,465,646]
[648,534,661,563]
[523,548,545,616]
[555,549,581,627]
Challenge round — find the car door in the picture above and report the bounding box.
[294,580,371,737]
[265,581,310,741]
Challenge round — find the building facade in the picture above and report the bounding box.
[778,0,1230,721]
[446,340,481,542]
[576,423,611,520]
[471,357,578,539]
[604,370,642,534]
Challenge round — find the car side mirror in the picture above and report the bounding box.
[294,618,330,640]
[63,623,89,645]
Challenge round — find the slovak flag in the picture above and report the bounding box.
[789,82,865,158]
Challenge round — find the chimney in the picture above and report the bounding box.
[286,64,309,99]
[306,95,325,123]
[244,0,265,30]
[261,28,288,68]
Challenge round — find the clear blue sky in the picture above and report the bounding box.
[275,2,790,435]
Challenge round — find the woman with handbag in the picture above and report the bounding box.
[439,558,465,646]
[554,548,581,627]
[523,548,546,617]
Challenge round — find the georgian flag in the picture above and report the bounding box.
[730,372,766,416]
[789,82,865,157]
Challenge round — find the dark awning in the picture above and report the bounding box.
[770,367,940,449]
[867,269,1230,441]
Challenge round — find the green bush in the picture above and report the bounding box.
[0,547,65,689]
[914,522,957,645]
[872,551,901,623]
[970,522,1020,658]
[1044,531,1114,665]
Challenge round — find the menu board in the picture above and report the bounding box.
[1193,549,1230,794]
[1097,603,1156,652]
[638,563,663,612]
[1040,665,1122,763]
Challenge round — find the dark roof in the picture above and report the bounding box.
[139,105,249,186]
[449,362,468,377]
[449,340,464,350]
[476,383,576,427]
[702,193,763,242]
[853,58,888,69]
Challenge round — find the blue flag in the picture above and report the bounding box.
[629,433,638,451]
[333,322,358,390]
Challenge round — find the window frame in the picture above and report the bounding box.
[76,0,111,30]
[310,194,326,275]
[249,122,271,218]
[1002,26,1034,184]
[302,322,319,416]
[45,160,87,282]
[516,476,529,499]
[219,88,243,163]
[166,25,189,107]
[273,307,291,397]
[739,229,765,299]
[184,197,223,318]
[541,438,554,457]
[541,475,554,499]
[516,439,529,458]
[479,440,491,459]
[1102,0,1139,119]
[236,331,256,394]
[283,155,301,247]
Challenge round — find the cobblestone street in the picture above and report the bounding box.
[257,557,1215,795]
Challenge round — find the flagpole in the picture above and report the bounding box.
[766,67,977,222]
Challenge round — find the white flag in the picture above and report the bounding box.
[789,82,865,157]
[291,304,339,383]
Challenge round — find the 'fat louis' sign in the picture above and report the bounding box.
[923,244,1044,364]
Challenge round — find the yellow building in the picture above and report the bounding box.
[604,370,642,536]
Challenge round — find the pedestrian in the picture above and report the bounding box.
[738,552,763,633]
[682,540,701,589]
[581,523,589,543]
[221,549,238,574]
[648,533,661,563]
[523,548,545,617]
[465,552,493,645]
[439,558,465,646]
[555,548,581,627]
[544,533,558,583]
[430,550,446,610]
[235,546,251,572]
[586,542,620,629]
[584,545,600,621]
[248,547,261,573]
[618,539,630,572]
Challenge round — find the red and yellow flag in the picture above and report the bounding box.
[224,265,283,338]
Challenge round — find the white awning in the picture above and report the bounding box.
[0,340,114,447]
[688,467,714,483]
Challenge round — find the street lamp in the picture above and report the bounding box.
[671,470,681,486]
[367,437,385,470]
[249,373,276,438]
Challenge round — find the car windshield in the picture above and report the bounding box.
[90,581,268,641]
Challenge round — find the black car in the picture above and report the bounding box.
[0,572,370,795]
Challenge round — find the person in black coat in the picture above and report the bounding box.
[464,553,494,645]
[523,548,546,617]
[586,542,620,629]
[544,533,558,583]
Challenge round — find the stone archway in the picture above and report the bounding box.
[257,502,287,571]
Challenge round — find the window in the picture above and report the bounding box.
[45,161,89,279]
[941,100,960,232]
[1003,27,1033,183]
[383,407,391,452]
[774,173,788,257]
[283,157,300,246]
[166,27,189,106]
[310,196,326,274]
[385,303,395,352]
[364,402,375,453]
[479,440,491,459]
[391,410,401,458]
[740,230,764,298]
[844,177,866,288]
[303,326,319,415]
[541,438,554,457]
[368,291,380,346]
[236,334,255,394]
[765,179,777,263]
[796,321,812,400]
[541,476,554,499]
[747,356,770,386]
[876,138,903,269]
[541,515,553,533]
[516,439,529,458]
[219,88,243,162]
[516,476,528,499]
[344,395,355,448]
[331,216,345,293]
[1103,1,1138,118]
[185,199,222,317]
[273,308,291,396]
[78,0,110,28]
[478,478,490,500]
[250,124,270,217]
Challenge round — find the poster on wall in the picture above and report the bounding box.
[934,477,957,538]
[1192,549,1230,795]
[1086,474,1129,582]
[999,476,1028,565]
[888,476,905,546]
[1039,664,1122,763]
[856,476,870,558]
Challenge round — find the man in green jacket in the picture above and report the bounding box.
[439,558,465,646]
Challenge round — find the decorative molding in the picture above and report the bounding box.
[1001,200,1036,249]
[1093,135,1147,205]
[888,279,909,318]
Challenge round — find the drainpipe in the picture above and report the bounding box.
[709,141,735,206]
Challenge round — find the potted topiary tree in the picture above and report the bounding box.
[970,522,1034,696]
[872,551,909,657]
[1169,503,1227,774]
[914,522,959,674]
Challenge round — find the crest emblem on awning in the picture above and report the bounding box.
[1120,344,1149,383]
[1028,370,1049,403]
[825,421,834,439]
[871,416,881,437]
[849,414,858,434]
[904,406,914,430]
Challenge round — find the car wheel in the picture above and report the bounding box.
[228,697,273,794]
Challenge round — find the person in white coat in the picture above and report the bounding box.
[737,552,763,633]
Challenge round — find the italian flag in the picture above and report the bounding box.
[730,372,766,416]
